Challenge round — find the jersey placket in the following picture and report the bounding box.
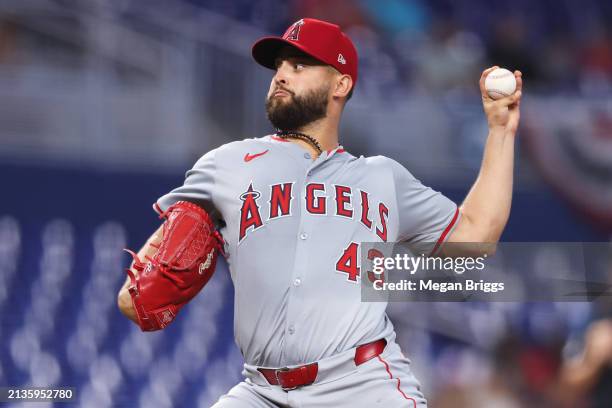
[280,152,331,365]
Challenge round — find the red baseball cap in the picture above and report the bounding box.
[252,18,358,86]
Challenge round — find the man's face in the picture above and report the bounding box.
[265,47,335,131]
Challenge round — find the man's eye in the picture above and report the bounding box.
[295,63,305,70]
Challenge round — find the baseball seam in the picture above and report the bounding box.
[487,89,511,97]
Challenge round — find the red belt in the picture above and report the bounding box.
[258,339,387,390]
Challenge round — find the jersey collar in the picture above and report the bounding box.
[269,135,346,158]
[324,145,346,159]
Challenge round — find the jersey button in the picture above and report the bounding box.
[304,153,311,159]
[288,325,295,335]
[293,278,302,287]
[299,233,308,240]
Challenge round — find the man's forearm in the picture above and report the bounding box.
[453,127,515,243]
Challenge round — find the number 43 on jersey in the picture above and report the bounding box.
[336,242,384,284]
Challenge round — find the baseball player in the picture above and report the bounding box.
[118,18,523,407]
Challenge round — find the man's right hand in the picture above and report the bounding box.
[479,66,523,135]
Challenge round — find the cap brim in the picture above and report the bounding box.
[252,37,319,70]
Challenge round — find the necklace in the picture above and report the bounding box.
[275,131,323,155]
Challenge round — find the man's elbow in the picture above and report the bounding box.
[443,241,498,258]
[446,215,502,256]
[465,227,501,256]
[475,221,502,248]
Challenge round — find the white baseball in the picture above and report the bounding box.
[484,68,517,100]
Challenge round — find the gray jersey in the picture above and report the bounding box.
[156,135,458,368]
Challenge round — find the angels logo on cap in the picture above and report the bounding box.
[252,18,359,86]
[284,19,305,41]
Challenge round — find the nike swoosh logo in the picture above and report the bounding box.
[244,149,269,162]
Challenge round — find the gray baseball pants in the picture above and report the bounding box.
[212,339,427,407]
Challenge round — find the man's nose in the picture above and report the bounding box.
[273,75,287,86]
[273,61,290,85]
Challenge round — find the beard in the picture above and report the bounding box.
[265,84,329,131]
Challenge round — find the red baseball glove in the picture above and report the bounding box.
[124,201,224,331]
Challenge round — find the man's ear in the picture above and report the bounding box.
[333,74,353,99]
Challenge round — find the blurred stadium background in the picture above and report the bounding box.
[0,0,611,407]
